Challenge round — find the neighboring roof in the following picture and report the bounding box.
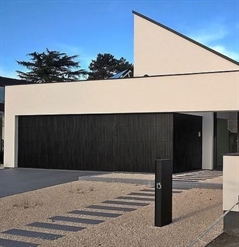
[0,76,28,87]
[132,11,239,67]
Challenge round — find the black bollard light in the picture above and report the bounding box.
[155,159,173,227]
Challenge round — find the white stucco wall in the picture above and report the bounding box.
[134,13,239,77]
[4,71,239,168]
[223,155,239,212]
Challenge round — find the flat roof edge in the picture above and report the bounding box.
[4,69,239,87]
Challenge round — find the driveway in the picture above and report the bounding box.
[0,168,106,198]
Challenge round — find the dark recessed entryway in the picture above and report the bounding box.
[173,114,202,172]
[214,112,238,169]
[18,113,202,173]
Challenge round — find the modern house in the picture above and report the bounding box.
[3,11,239,173]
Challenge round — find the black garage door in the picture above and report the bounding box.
[18,113,173,172]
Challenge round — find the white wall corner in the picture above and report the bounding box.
[202,112,214,170]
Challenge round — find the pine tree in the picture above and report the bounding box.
[88,53,133,80]
[16,48,87,83]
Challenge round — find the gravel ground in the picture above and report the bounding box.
[0,173,223,247]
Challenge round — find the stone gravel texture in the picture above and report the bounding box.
[0,172,223,247]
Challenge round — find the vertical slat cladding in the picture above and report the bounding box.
[18,113,173,172]
[114,113,173,172]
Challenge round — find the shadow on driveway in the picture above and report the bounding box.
[0,168,106,198]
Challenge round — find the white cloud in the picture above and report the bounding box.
[189,24,228,44]
[54,43,94,70]
[210,45,239,61]
[191,30,227,44]
[188,22,238,62]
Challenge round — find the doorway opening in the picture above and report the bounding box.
[214,112,238,169]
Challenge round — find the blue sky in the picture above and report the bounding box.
[0,0,238,78]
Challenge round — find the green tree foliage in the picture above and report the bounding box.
[16,48,87,83]
[88,53,133,80]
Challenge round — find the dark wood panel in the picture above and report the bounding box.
[18,113,173,172]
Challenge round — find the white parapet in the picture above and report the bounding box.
[223,154,239,212]
[223,154,239,236]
